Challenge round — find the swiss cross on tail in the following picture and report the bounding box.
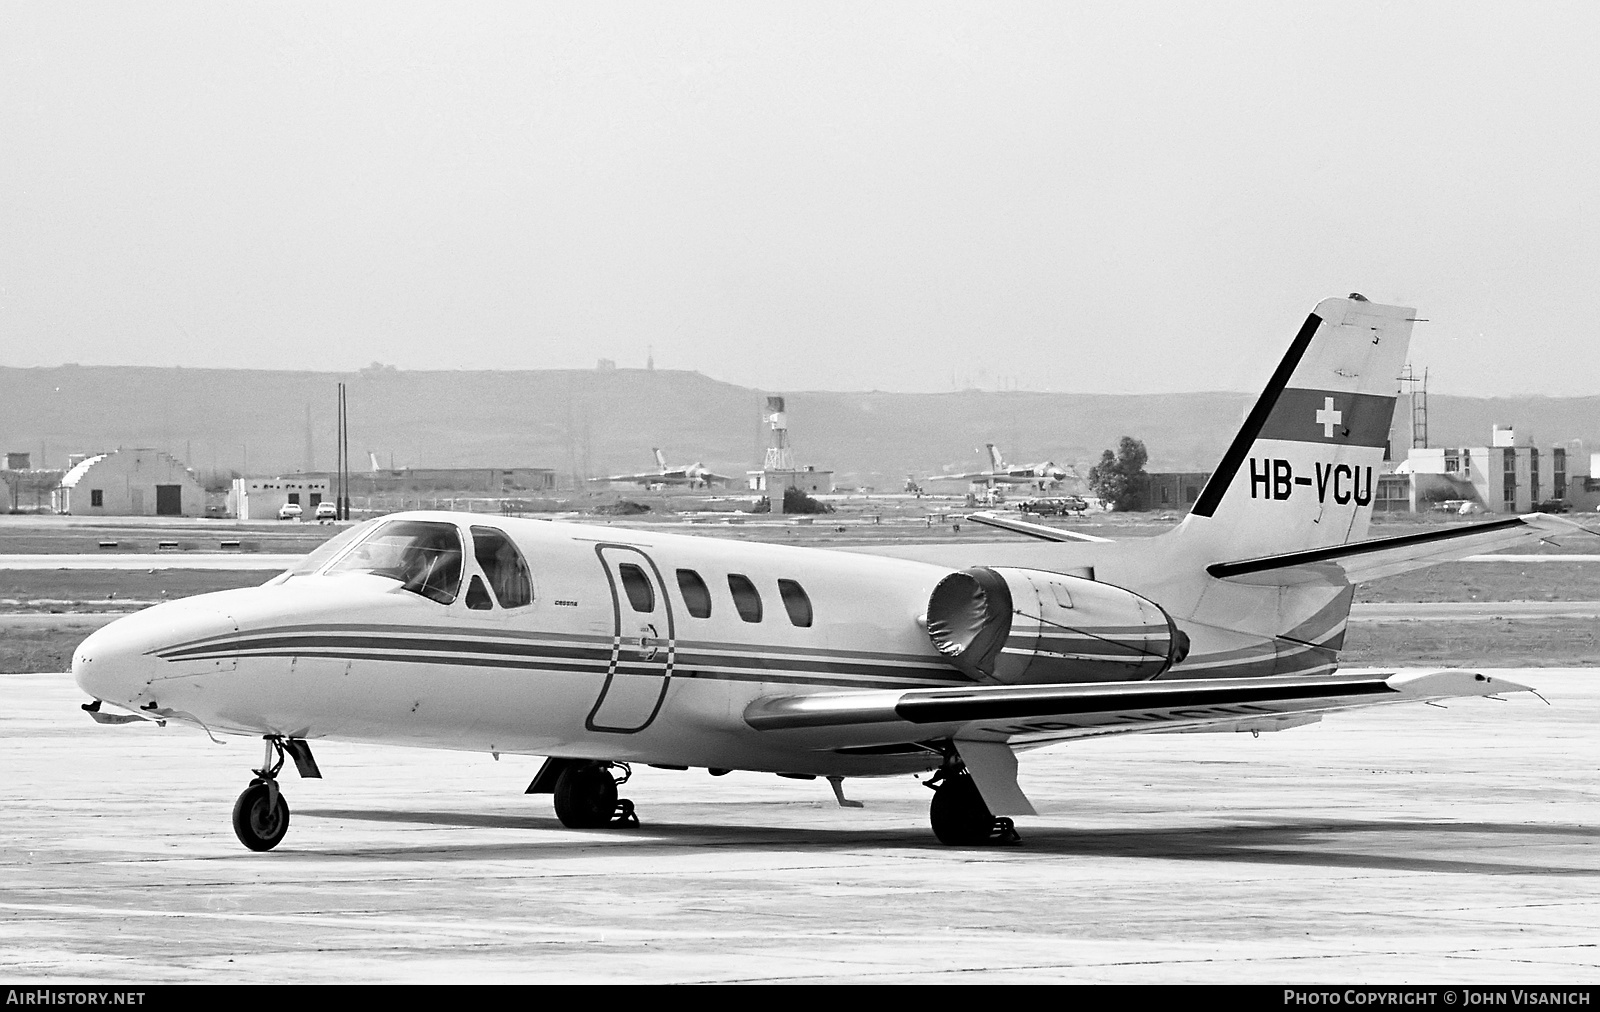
[1316,398,1341,437]
[1183,295,1414,558]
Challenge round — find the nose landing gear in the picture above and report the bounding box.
[233,737,291,851]
[926,766,1020,847]
[552,761,640,829]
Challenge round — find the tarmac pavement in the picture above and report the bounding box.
[4,668,1599,983]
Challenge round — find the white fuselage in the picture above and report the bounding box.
[72,510,1336,778]
[75,514,975,777]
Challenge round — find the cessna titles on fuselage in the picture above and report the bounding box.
[1248,459,1375,505]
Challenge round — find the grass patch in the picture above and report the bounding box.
[1357,562,1600,604]
[0,570,269,610]
[1342,617,1600,667]
[0,628,88,674]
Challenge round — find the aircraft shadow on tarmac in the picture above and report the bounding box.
[295,807,1600,876]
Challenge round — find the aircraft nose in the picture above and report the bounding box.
[73,599,238,708]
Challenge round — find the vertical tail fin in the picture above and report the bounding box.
[653,448,667,471]
[986,443,1005,472]
[1179,295,1414,559]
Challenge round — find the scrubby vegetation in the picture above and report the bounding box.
[1087,436,1150,511]
[753,488,835,514]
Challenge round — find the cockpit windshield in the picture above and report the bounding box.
[323,520,464,604]
[280,518,384,580]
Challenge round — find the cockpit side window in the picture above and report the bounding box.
[465,575,494,611]
[324,520,464,605]
[470,526,534,608]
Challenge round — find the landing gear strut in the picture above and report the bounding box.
[552,761,639,829]
[232,737,291,851]
[926,766,1020,846]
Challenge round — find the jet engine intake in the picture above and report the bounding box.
[925,567,1185,684]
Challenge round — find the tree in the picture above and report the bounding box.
[1087,436,1149,511]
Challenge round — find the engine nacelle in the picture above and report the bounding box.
[925,566,1186,684]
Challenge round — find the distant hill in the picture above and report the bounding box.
[0,365,1594,487]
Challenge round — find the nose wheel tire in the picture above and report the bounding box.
[929,769,1019,847]
[232,781,291,851]
[553,762,639,829]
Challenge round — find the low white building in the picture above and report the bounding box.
[745,467,836,494]
[229,476,332,520]
[53,449,205,517]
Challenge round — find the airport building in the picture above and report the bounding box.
[51,449,205,517]
[745,396,836,497]
[747,466,837,495]
[303,467,557,496]
[1141,471,1212,510]
[1,453,65,512]
[1389,426,1595,513]
[229,477,332,520]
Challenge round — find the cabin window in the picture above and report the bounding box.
[618,563,655,612]
[677,569,712,618]
[777,579,812,627]
[465,575,493,611]
[324,519,463,605]
[470,526,533,608]
[728,574,763,622]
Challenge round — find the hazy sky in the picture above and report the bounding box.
[3,2,1598,396]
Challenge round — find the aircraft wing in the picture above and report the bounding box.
[1207,513,1595,586]
[744,669,1530,751]
[592,472,671,485]
[927,471,995,482]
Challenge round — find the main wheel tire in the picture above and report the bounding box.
[929,771,995,846]
[232,782,290,851]
[553,763,619,829]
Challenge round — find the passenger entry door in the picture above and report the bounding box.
[587,545,675,733]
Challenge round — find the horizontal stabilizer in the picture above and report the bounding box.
[1207,513,1594,586]
[965,511,1113,543]
[744,669,1529,748]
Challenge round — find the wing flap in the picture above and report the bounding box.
[1207,513,1593,586]
[744,670,1530,748]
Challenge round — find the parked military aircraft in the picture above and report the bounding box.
[928,444,1072,491]
[593,449,733,489]
[74,295,1577,852]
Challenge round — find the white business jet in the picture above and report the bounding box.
[74,295,1574,851]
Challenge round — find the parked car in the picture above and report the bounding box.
[1018,496,1088,516]
[314,501,338,520]
[277,502,303,521]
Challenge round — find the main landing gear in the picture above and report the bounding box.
[926,766,1020,847]
[231,736,321,852]
[527,758,640,829]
